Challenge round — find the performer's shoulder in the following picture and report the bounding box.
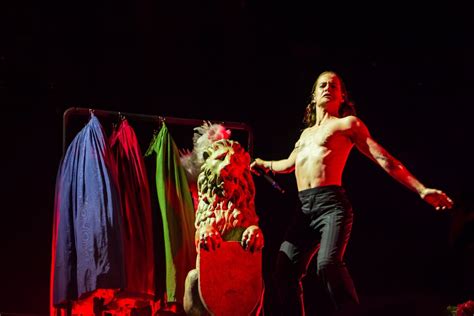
[294,127,311,148]
[298,127,312,139]
[340,115,358,123]
[301,127,312,135]
[339,115,367,128]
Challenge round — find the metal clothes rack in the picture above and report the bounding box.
[62,107,254,155]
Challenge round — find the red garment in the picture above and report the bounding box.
[110,119,155,299]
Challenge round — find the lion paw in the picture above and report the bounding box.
[241,225,264,252]
[197,225,223,251]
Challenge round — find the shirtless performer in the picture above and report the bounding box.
[250,71,454,315]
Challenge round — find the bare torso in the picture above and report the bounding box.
[295,116,355,191]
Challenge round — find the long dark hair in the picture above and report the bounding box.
[303,71,356,127]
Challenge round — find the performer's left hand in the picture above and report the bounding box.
[420,188,454,211]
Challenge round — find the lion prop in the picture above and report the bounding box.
[181,123,264,315]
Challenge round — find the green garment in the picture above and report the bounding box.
[145,123,196,303]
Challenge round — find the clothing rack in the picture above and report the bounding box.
[63,107,254,155]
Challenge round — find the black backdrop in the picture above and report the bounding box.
[1,0,473,314]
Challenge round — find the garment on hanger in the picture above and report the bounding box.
[109,118,155,299]
[145,123,196,304]
[51,114,125,307]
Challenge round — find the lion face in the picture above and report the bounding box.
[200,140,250,196]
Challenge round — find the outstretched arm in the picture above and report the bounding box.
[349,117,454,211]
[250,146,298,174]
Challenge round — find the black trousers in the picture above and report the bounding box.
[274,185,359,315]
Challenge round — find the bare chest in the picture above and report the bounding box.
[297,127,350,151]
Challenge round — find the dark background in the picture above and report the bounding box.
[1,0,473,315]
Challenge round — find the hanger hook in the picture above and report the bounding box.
[118,111,125,121]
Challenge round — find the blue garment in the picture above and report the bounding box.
[52,114,125,306]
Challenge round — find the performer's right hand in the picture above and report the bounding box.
[250,158,269,175]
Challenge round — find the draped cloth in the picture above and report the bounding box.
[145,123,196,304]
[109,119,155,299]
[51,114,125,309]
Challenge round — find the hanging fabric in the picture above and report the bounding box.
[51,114,125,308]
[109,118,155,300]
[145,123,196,305]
